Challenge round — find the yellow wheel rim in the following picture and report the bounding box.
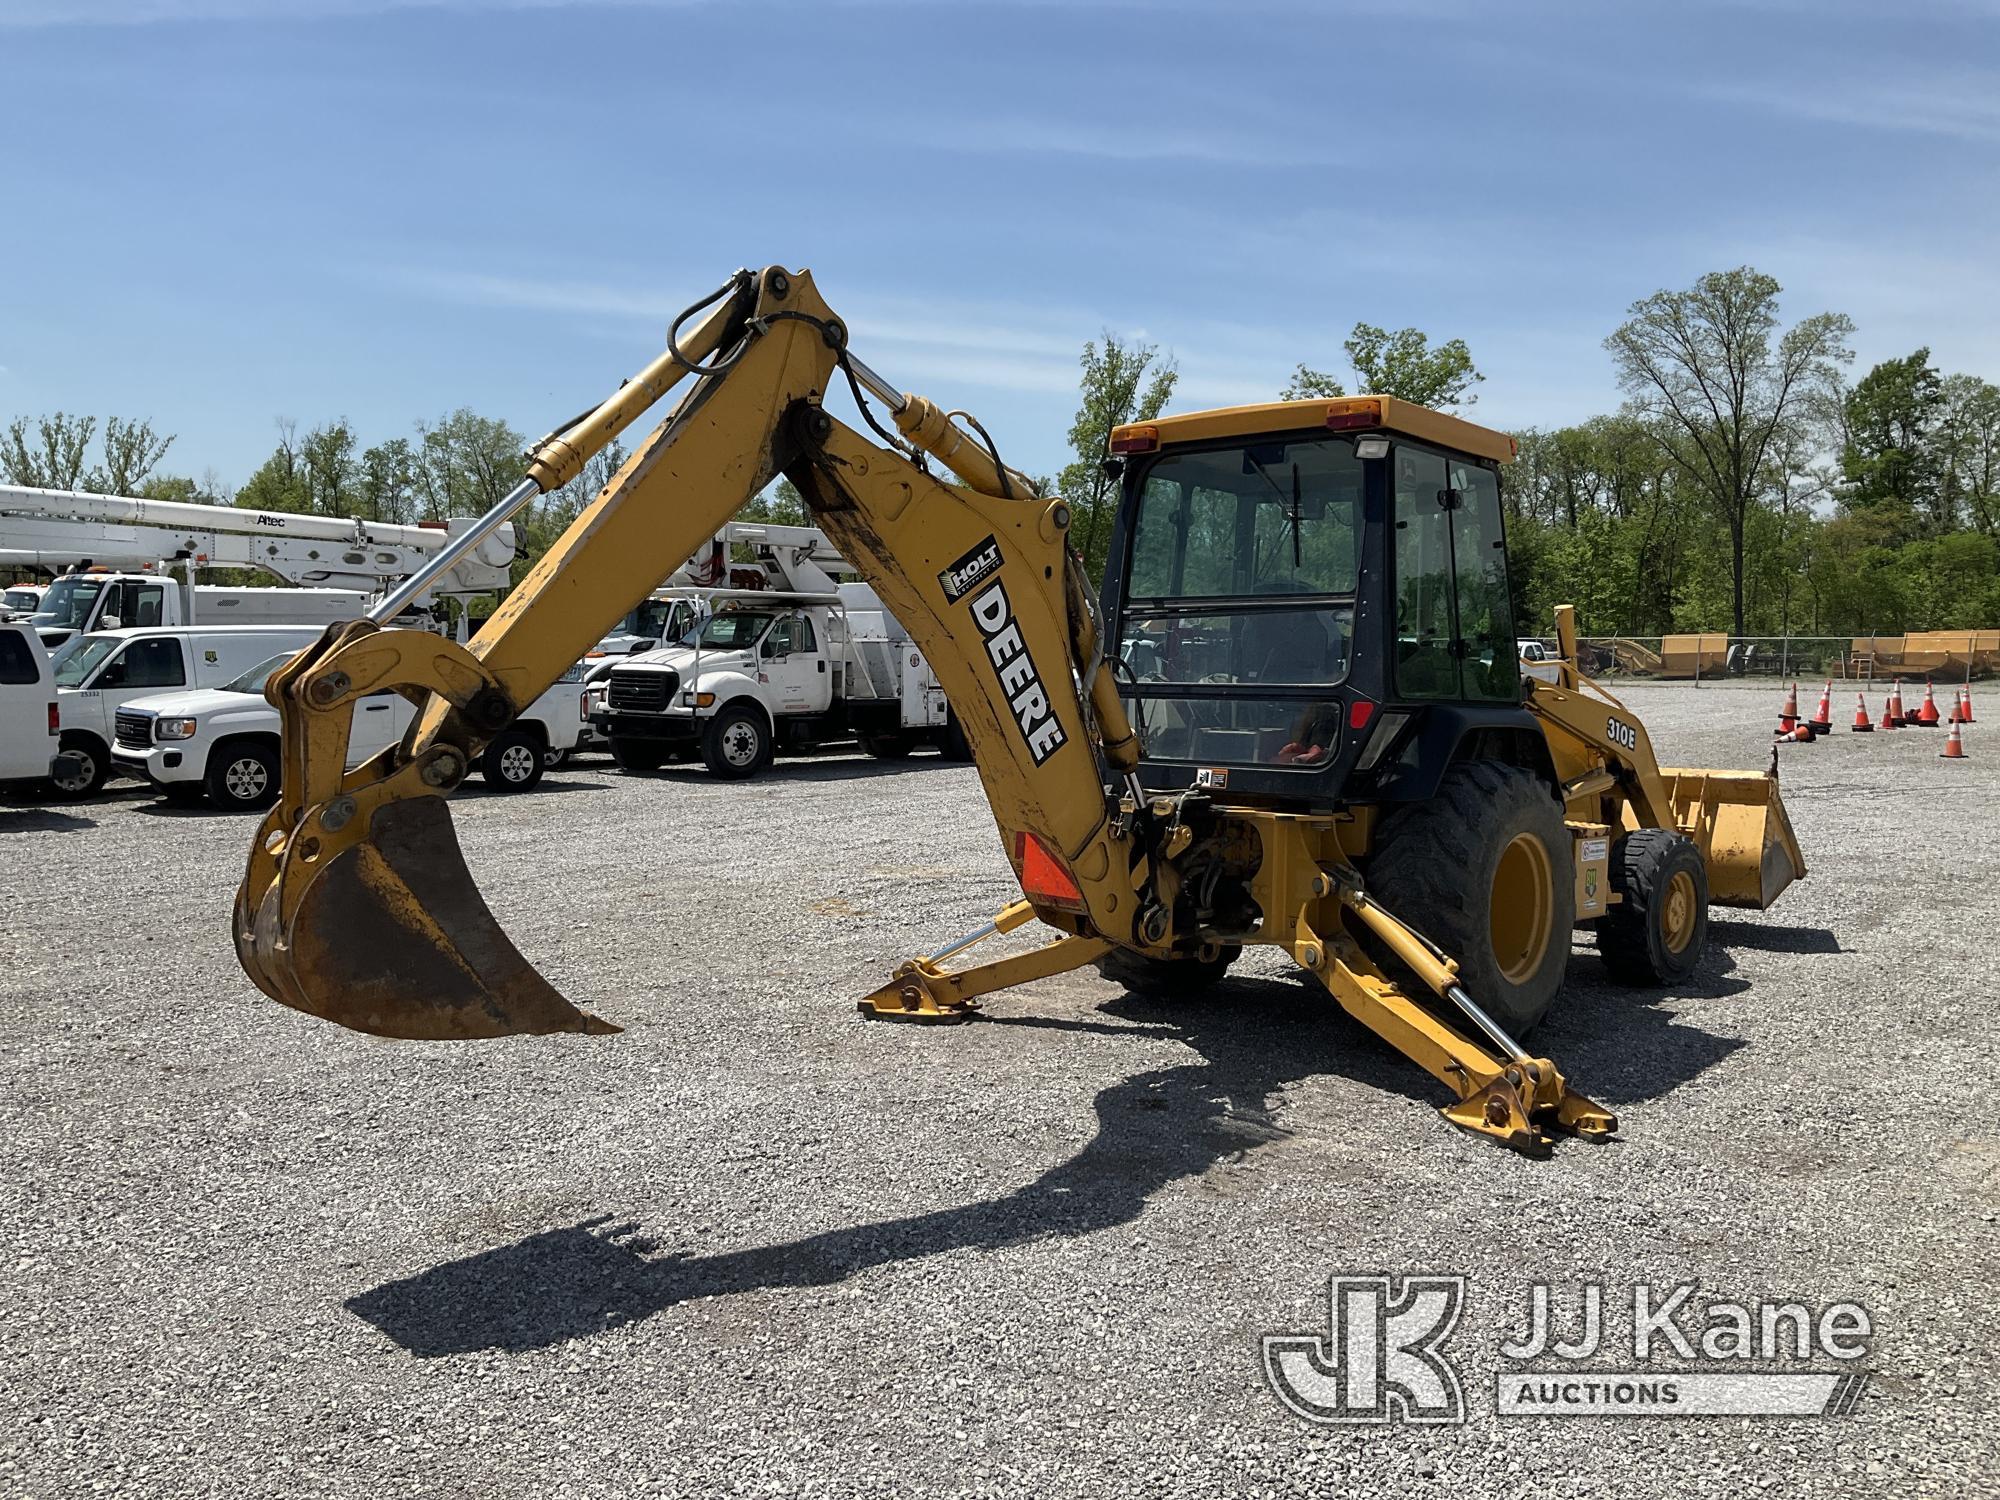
[1662,869,1699,954]
[1490,831,1555,985]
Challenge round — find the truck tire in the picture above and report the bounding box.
[702,704,770,780]
[480,728,546,793]
[1363,761,1574,1034]
[610,737,667,773]
[48,732,109,799]
[860,732,916,760]
[941,710,972,762]
[204,738,280,810]
[1598,830,1709,986]
[541,746,571,770]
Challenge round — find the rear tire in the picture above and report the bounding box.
[1598,830,1708,985]
[610,737,667,773]
[701,705,769,780]
[1364,761,1574,1034]
[203,739,279,810]
[48,732,109,799]
[480,729,545,793]
[941,710,973,762]
[860,733,916,760]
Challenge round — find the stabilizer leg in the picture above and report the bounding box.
[858,900,1111,1022]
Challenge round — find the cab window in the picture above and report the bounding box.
[1391,447,1518,703]
[765,614,815,657]
[0,629,39,685]
[98,638,187,690]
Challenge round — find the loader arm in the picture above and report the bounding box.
[234,267,1156,1039]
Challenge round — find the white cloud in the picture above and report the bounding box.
[1704,69,2000,144]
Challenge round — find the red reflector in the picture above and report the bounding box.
[1348,699,1375,730]
[1109,425,1159,455]
[47,702,60,735]
[1012,830,1089,913]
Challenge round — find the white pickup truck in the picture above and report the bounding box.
[112,655,595,809]
[0,622,62,788]
[591,583,949,779]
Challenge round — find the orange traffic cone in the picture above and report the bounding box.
[1808,682,1833,736]
[1940,720,1968,759]
[1850,692,1873,732]
[1776,681,1800,736]
[1878,692,1899,731]
[1889,678,1907,726]
[1915,678,1942,727]
[1960,686,1977,725]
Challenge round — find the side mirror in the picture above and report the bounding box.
[1099,456,1124,481]
[100,615,122,631]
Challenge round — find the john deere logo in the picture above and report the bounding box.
[939,535,1003,603]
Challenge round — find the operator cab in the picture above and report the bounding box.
[1101,396,1525,806]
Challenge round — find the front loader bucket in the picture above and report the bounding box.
[1662,767,1807,910]
[234,794,618,1040]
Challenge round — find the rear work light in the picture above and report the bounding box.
[1108,425,1159,455]
[1325,397,1384,432]
[1012,829,1089,914]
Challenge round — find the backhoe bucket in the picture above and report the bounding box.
[1661,767,1807,910]
[234,794,617,1040]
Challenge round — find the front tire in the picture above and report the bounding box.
[480,729,546,792]
[609,737,667,773]
[1097,942,1241,996]
[204,740,279,810]
[1364,761,1575,1034]
[701,705,769,780]
[1598,830,1709,985]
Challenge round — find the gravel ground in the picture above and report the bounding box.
[2,685,1995,1499]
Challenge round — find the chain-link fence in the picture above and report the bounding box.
[1551,630,2000,685]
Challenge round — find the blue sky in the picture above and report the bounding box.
[2,0,1997,492]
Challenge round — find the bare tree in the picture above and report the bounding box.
[99,416,175,494]
[1,412,97,489]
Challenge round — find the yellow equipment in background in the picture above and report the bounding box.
[232,266,1804,1153]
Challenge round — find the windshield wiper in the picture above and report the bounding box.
[1243,454,1306,571]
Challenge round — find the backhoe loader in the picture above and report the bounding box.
[232,267,1805,1153]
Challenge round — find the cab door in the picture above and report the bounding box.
[346,690,416,767]
[760,612,832,714]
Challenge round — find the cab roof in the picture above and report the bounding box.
[1110,395,1517,466]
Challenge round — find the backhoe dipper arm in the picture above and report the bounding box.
[233,267,1154,1040]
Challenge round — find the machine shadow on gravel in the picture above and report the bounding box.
[1706,918,1844,955]
[346,969,1742,1358]
[627,754,966,787]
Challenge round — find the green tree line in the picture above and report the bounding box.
[1061,266,1999,636]
[12,262,1998,636]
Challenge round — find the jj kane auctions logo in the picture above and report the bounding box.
[1263,1276,1874,1423]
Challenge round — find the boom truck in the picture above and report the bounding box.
[0,485,517,650]
[232,267,1805,1154]
[594,520,950,775]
